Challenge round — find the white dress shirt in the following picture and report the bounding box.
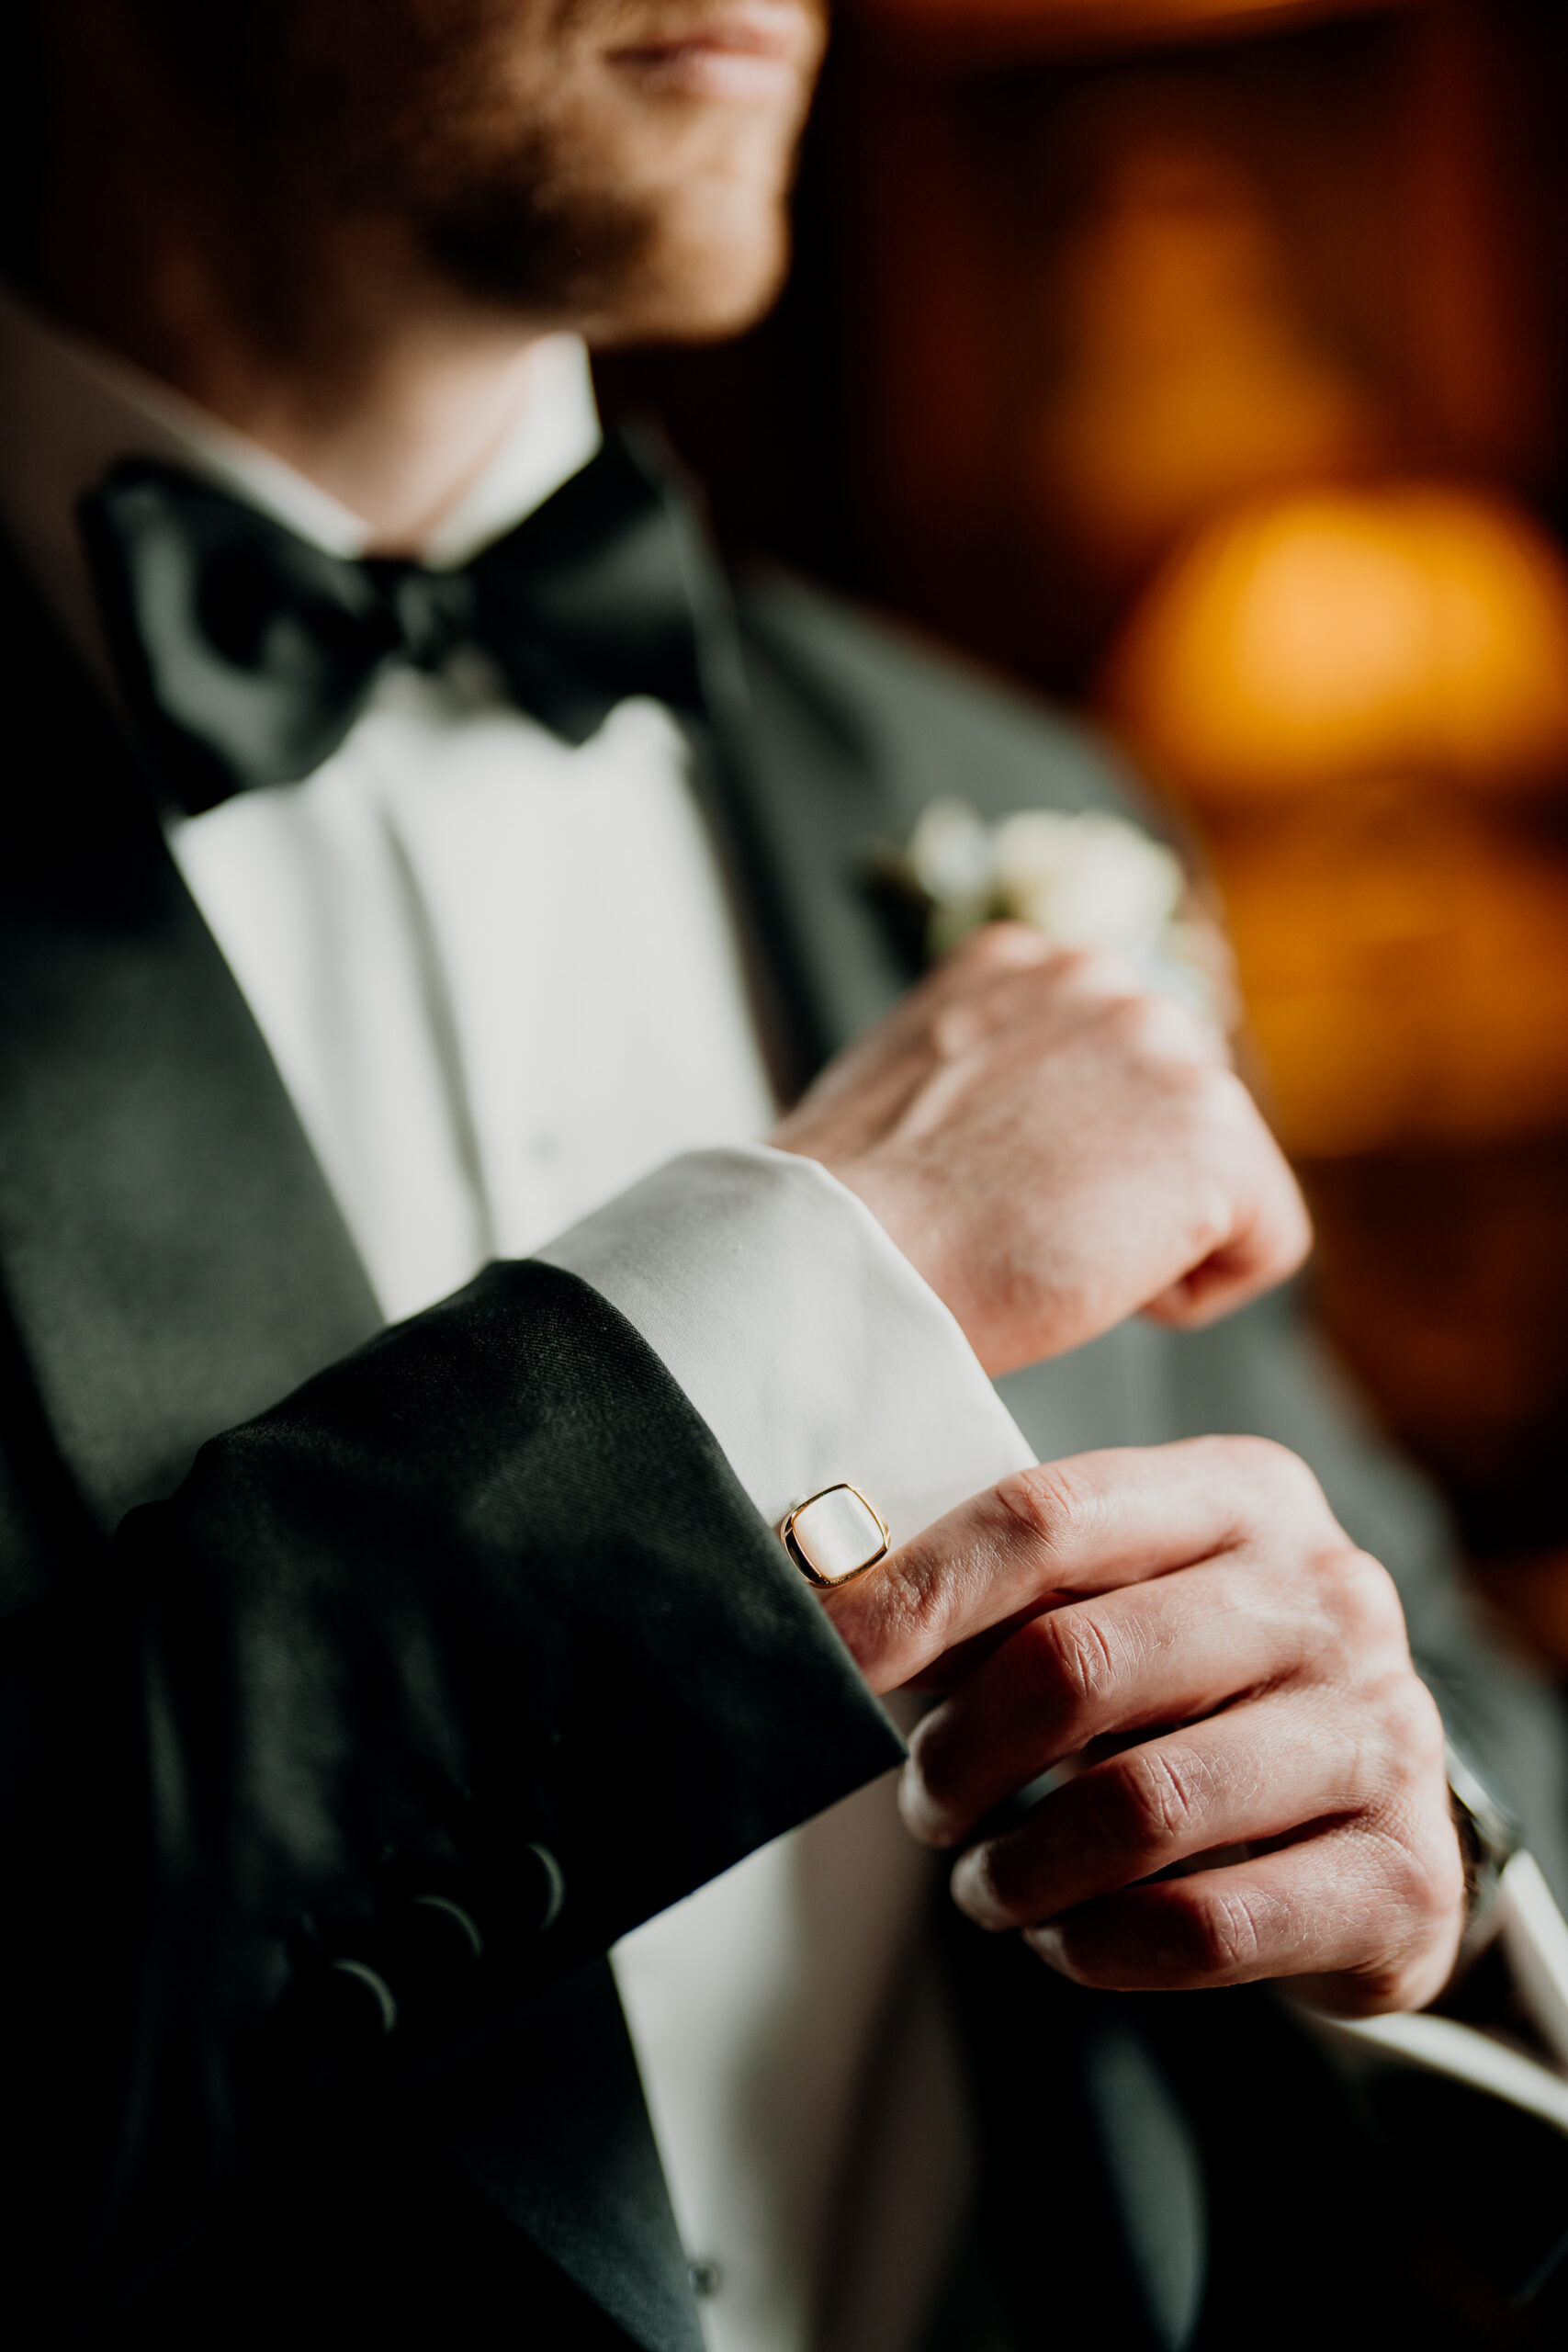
[0,287,1035,2350]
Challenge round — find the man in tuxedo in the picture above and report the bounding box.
[2,1,1566,2346]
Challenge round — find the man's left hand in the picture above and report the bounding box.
[821,1438,1466,2017]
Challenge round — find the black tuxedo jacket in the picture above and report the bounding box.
[3,530,1567,2351]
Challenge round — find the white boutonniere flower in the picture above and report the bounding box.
[879,797,1235,1023]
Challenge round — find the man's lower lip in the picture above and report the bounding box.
[607,41,803,101]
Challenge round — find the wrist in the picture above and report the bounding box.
[770,1137,944,1300]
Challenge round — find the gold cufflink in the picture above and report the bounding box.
[780,1484,890,1588]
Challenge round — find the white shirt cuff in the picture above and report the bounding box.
[536,1144,1034,1544]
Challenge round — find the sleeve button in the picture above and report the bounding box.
[404,1893,484,1963]
[325,1956,399,2042]
[521,1840,565,1934]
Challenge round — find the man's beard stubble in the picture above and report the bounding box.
[143,0,668,324]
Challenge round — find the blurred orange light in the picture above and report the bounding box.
[1105,485,1568,804]
[1102,485,1568,1157]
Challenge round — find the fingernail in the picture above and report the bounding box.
[950,1847,1007,1928]
[897,1760,950,1847]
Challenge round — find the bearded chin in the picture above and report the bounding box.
[137,0,804,346]
[413,164,792,346]
[413,168,658,324]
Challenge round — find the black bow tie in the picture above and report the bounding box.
[78,428,725,817]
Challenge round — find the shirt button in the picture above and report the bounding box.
[687,2259,722,2300]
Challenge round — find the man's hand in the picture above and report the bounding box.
[771,923,1309,1374]
[821,1438,1465,2017]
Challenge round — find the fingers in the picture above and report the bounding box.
[930,936,1227,1069]
[876,923,1072,1059]
[1022,1816,1464,2013]
[842,1412,1460,2014]
[933,918,1058,981]
[902,1554,1325,1846]
[770,928,1147,1135]
[940,1662,1461,2012]
[946,1692,1373,1927]
[822,1436,1334,1696]
[919,936,1151,1064]
[827,1425,1463,2008]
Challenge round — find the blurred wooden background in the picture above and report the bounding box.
[599,0,1568,1659]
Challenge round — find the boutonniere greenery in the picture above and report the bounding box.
[869,797,1235,1025]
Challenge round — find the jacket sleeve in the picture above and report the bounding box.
[0,1259,902,2323]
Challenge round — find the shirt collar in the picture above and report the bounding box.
[0,281,603,687]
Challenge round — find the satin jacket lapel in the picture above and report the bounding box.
[0,551,382,1596]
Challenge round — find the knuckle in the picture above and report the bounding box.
[1382,1671,1447,1771]
[1194,1431,1304,1491]
[1024,1607,1119,1715]
[1359,1689,1454,1856]
[1175,1881,1267,1978]
[1157,996,1217,1057]
[1316,1546,1409,1656]
[1103,987,1218,1077]
[1102,989,1178,1059]
[1364,1815,1465,1951]
[994,1462,1097,1562]
[1180,1433,1327,1533]
[1408,1832,1466,1931]
[874,1540,958,1660]
[1057,944,1136,996]
[1238,1433,1325,1507]
[1213,1434,1339,1542]
[1105,1746,1201,1856]
[929,1001,981,1061]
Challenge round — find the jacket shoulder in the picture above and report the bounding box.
[734,567,1159,831]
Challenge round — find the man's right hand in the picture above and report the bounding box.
[771,922,1310,1374]
[819,1439,1464,2018]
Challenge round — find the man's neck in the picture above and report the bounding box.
[154,295,562,558]
[37,252,559,556]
